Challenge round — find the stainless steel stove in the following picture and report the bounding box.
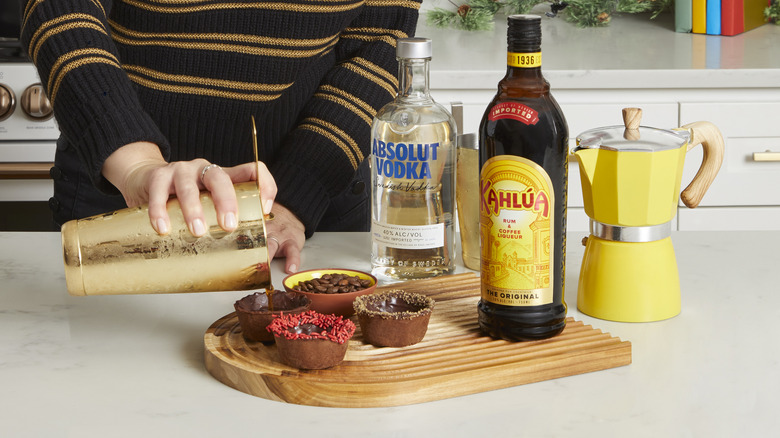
[0,62,60,230]
[0,3,59,229]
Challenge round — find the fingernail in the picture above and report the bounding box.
[263,200,273,215]
[190,218,207,236]
[289,264,298,273]
[224,212,237,230]
[156,218,169,235]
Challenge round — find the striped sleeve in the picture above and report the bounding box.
[271,0,422,235]
[20,0,169,193]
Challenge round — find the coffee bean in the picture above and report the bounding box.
[291,273,371,294]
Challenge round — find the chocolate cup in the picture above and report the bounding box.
[274,336,349,370]
[234,291,310,342]
[357,312,432,347]
[354,290,435,348]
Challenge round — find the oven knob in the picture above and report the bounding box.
[21,84,54,121]
[0,84,16,122]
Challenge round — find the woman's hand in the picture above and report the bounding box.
[264,203,305,274]
[102,141,277,236]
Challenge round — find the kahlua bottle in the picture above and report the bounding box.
[370,37,456,281]
[478,15,568,341]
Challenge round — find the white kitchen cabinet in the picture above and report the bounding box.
[679,101,780,207]
[677,102,780,229]
[678,206,780,230]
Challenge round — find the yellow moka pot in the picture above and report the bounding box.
[573,108,724,322]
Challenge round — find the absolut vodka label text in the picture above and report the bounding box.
[372,140,440,180]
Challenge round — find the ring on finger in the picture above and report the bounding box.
[267,235,280,246]
[200,163,221,184]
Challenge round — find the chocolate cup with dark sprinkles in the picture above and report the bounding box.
[354,290,435,348]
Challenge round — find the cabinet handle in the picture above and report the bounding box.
[0,162,53,179]
[752,151,780,162]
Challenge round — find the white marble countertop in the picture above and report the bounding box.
[417,8,780,90]
[1,230,778,437]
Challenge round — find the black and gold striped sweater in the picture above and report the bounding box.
[20,0,421,235]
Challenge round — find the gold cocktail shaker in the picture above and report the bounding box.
[62,181,271,296]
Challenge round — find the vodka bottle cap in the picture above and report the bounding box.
[396,37,432,59]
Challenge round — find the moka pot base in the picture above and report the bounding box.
[577,222,681,323]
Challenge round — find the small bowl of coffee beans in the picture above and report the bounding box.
[282,269,377,317]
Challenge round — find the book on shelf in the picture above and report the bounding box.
[682,0,768,36]
[738,0,770,35]
[707,0,722,34]
[692,0,707,33]
[721,0,745,35]
[676,0,693,32]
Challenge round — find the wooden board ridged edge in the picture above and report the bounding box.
[204,272,632,407]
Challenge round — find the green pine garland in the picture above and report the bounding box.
[425,0,675,30]
[426,0,539,31]
[426,3,498,31]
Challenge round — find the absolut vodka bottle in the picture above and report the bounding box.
[370,38,456,281]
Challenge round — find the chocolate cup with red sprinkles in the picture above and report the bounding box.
[353,290,435,348]
[234,291,310,343]
[267,310,356,370]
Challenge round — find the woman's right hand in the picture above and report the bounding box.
[102,141,277,236]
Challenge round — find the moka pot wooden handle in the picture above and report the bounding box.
[679,121,725,208]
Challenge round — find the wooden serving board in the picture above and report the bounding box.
[204,273,631,407]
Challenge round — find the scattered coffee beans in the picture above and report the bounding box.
[292,273,372,294]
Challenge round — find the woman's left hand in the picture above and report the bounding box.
[264,203,305,274]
